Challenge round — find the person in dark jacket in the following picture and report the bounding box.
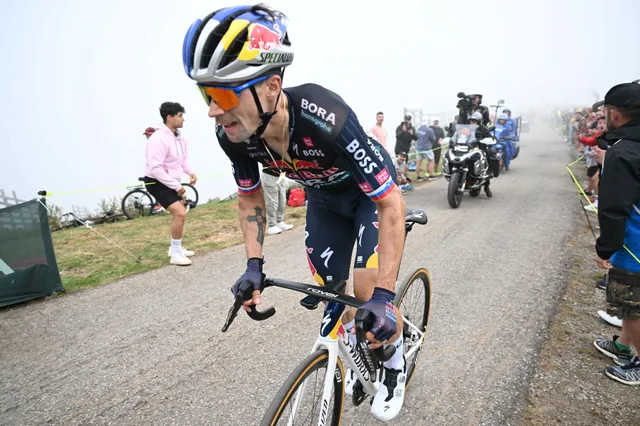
[395,115,418,156]
[591,81,640,385]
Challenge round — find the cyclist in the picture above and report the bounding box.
[182,4,408,420]
[143,102,198,266]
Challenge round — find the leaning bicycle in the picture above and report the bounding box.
[121,177,199,220]
[222,208,431,425]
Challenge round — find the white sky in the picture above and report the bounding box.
[2,0,639,212]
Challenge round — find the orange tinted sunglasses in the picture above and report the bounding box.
[196,74,271,110]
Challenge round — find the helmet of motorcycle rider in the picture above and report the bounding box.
[498,113,508,123]
[469,111,483,123]
[502,107,512,116]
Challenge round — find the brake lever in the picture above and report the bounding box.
[221,279,276,332]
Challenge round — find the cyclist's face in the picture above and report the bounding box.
[208,76,281,143]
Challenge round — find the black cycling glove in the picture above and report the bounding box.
[231,258,264,299]
[358,287,397,342]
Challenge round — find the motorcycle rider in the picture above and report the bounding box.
[502,107,519,142]
[496,113,516,171]
[467,112,493,197]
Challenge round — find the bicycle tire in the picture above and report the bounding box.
[121,189,154,220]
[182,183,199,206]
[260,349,344,426]
[394,267,432,389]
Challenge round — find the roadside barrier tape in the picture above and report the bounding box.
[40,172,231,197]
[566,156,640,265]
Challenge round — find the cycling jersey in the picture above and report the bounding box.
[217,83,397,201]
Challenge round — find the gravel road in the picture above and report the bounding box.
[0,125,580,426]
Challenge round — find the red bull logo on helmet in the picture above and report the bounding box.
[247,23,282,51]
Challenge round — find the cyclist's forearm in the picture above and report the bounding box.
[237,189,267,259]
[375,189,406,292]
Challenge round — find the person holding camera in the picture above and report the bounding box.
[457,93,491,126]
[395,114,418,177]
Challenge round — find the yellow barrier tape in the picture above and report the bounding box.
[43,172,231,197]
[566,157,640,264]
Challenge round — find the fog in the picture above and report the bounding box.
[2,0,638,213]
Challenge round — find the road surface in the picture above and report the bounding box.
[0,125,581,425]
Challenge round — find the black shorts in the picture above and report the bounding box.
[143,177,181,208]
[587,164,601,178]
[304,185,381,285]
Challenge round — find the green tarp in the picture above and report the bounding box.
[0,199,64,307]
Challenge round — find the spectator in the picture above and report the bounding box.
[591,81,640,385]
[415,123,437,182]
[143,127,163,214]
[430,119,445,175]
[392,152,413,194]
[370,111,388,150]
[262,169,294,235]
[144,102,197,266]
[395,115,418,161]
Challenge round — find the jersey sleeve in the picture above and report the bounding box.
[335,111,397,201]
[216,126,262,195]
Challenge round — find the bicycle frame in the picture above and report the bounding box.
[263,278,426,426]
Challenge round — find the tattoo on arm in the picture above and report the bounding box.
[245,206,266,245]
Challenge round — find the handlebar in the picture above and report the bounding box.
[220,277,397,371]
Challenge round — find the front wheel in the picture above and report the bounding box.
[395,267,432,389]
[260,349,344,426]
[447,172,463,209]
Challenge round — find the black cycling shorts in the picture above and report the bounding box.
[143,177,181,208]
[587,164,601,178]
[304,185,382,285]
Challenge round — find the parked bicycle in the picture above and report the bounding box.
[121,177,199,220]
[222,208,431,425]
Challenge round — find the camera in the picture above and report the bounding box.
[456,92,475,111]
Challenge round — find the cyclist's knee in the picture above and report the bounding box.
[353,267,377,301]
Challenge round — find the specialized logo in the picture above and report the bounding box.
[247,23,282,51]
[345,139,380,174]
[321,313,332,334]
[321,246,334,268]
[358,224,365,247]
[257,52,293,63]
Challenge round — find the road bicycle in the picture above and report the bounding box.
[121,177,199,220]
[222,208,431,425]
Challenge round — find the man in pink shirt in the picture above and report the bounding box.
[144,102,197,266]
[370,111,388,150]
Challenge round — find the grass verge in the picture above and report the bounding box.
[52,199,306,293]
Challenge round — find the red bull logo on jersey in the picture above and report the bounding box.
[293,158,321,171]
[264,159,293,170]
[247,23,282,51]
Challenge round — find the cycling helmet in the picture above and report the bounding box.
[469,111,483,121]
[182,5,294,84]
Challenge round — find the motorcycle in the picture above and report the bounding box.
[442,124,496,208]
